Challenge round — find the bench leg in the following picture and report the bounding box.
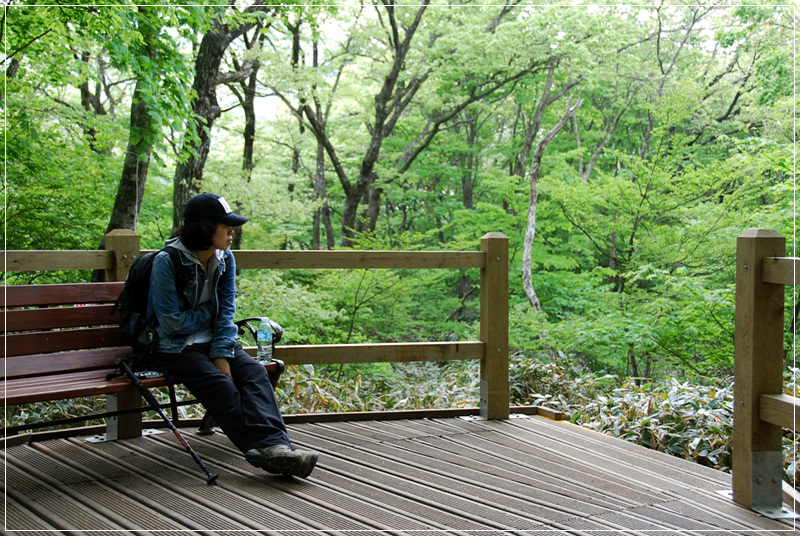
[168,383,181,425]
[198,412,217,435]
[106,391,143,440]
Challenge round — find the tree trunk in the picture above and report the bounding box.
[312,141,335,249]
[104,77,151,237]
[338,2,429,246]
[229,72,257,252]
[357,185,382,236]
[173,21,234,227]
[522,172,543,312]
[172,7,274,227]
[77,53,112,154]
[510,61,582,313]
[93,76,152,282]
[461,112,480,209]
[231,25,265,251]
[307,34,335,249]
[627,347,639,378]
[101,8,159,245]
[513,61,582,178]
[522,95,584,312]
[241,71,257,180]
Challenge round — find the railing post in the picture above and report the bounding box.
[733,228,785,513]
[480,232,509,420]
[104,229,140,283]
[103,229,143,440]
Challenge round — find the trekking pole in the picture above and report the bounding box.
[115,359,220,486]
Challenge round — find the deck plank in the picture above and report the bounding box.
[3,415,796,534]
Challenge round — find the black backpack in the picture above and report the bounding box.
[111,246,191,372]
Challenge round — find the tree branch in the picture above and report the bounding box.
[3,26,52,64]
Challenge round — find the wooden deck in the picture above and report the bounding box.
[3,414,796,534]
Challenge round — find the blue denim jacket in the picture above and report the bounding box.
[148,238,239,359]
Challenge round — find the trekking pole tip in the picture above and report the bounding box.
[207,473,220,486]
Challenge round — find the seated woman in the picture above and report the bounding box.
[149,192,318,478]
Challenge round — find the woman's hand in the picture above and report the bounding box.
[213,357,232,379]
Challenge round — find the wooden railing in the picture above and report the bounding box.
[734,228,799,517]
[3,229,510,420]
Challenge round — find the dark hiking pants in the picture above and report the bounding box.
[158,343,292,453]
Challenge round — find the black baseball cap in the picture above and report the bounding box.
[184,193,249,226]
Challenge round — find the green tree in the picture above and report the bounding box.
[170,2,329,228]
[542,4,795,376]
[4,4,204,257]
[4,5,123,258]
[103,5,205,240]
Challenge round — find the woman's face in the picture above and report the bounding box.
[210,223,234,251]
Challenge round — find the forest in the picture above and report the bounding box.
[3,1,797,482]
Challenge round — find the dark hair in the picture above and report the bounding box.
[173,219,218,251]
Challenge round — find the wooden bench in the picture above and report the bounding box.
[2,281,283,440]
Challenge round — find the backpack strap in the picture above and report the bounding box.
[140,246,192,328]
[164,246,192,304]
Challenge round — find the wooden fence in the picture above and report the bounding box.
[734,228,799,517]
[12,227,798,514]
[4,229,510,420]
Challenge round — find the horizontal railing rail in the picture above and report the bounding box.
[2,250,487,272]
[761,256,800,286]
[3,250,115,272]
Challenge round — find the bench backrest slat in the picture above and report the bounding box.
[3,283,131,386]
[4,327,126,358]
[3,305,119,332]
[5,348,132,379]
[2,282,124,307]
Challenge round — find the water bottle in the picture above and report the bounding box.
[256,317,274,363]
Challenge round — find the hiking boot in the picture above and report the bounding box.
[291,448,319,479]
[245,445,319,478]
[246,445,298,474]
